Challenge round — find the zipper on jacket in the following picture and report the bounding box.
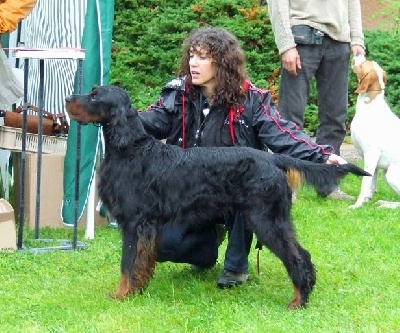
[194,94,209,146]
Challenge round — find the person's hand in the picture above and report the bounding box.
[281,48,301,76]
[351,45,366,57]
[325,154,348,165]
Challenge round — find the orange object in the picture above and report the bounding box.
[0,0,38,33]
[1,109,54,135]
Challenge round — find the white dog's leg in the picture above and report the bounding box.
[350,151,380,208]
[370,169,378,195]
[376,164,400,209]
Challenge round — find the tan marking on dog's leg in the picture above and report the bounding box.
[287,287,302,310]
[130,235,158,292]
[109,273,134,299]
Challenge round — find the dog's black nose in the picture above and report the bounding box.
[65,95,72,103]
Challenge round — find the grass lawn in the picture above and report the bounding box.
[0,172,399,332]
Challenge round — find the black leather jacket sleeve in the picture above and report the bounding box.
[138,89,179,141]
[248,88,333,163]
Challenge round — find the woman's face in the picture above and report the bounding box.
[189,47,216,89]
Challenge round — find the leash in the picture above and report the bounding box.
[255,240,263,275]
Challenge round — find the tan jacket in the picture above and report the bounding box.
[267,0,365,55]
[0,0,37,33]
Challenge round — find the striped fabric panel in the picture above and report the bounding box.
[20,0,87,115]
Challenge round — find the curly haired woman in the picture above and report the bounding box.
[138,26,347,287]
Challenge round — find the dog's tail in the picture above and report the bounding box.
[271,154,370,196]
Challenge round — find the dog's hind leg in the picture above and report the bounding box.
[376,165,400,208]
[245,205,316,309]
[111,222,158,299]
[130,223,158,292]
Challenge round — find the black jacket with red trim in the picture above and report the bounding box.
[138,77,333,163]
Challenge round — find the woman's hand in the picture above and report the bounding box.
[325,154,348,165]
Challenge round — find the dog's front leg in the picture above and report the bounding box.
[110,228,138,299]
[350,151,380,208]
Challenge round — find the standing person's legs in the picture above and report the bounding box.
[315,39,350,155]
[217,211,253,288]
[314,38,354,200]
[278,45,322,128]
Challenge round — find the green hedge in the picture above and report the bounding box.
[111,0,400,134]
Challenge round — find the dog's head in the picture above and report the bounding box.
[65,85,132,125]
[65,85,139,149]
[352,58,387,101]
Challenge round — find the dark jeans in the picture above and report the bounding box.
[223,211,253,273]
[278,35,350,155]
[157,211,253,273]
[157,222,218,268]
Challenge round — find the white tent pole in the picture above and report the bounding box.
[84,0,104,239]
[85,171,95,240]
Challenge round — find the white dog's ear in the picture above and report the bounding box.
[354,65,371,94]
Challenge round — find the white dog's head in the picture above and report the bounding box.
[352,58,387,102]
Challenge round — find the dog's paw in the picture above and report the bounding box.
[110,274,136,299]
[349,202,362,209]
[108,292,124,300]
[287,299,306,310]
[108,289,133,300]
[286,287,308,310]
[375,200,400,209]
[349,197,371,209]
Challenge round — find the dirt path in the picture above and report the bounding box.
[341,142,361,162]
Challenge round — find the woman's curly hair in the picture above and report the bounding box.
[178,27,248,106]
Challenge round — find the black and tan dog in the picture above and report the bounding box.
[65,85,369,309]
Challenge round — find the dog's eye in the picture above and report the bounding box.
[89,89,98,102]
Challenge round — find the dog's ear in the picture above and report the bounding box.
[354,72,370,94]
[109,104,133,149]
[352,65,366,93]
[383,70,387,84]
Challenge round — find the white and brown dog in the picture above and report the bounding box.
[350,56,400,209]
